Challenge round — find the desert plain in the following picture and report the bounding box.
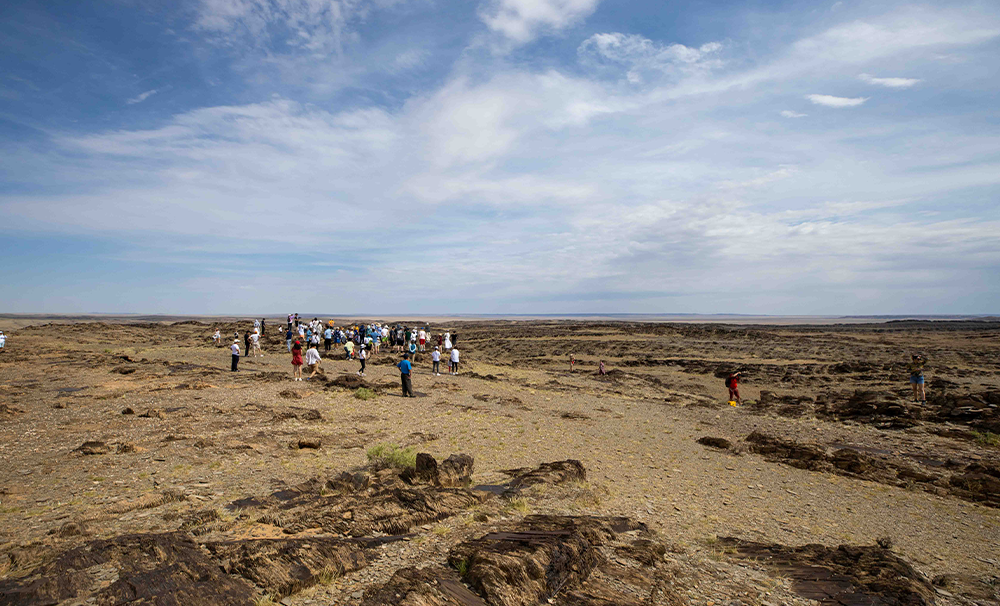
[0,316,998,606]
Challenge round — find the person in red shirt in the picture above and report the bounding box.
[727,371,742,405]
[291,340,304,381]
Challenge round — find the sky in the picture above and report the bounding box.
[1,0,998,316]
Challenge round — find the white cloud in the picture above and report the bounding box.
[126,89,159,105]
[806,94,867,107]
[578,33,723,83]
[479,0,601,45]
[780,110,807,118]
[193,0,401,54]
[859,73,922,88]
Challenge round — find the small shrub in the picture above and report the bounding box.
[454,557,469,576]
[317,565,339,585]
[972,431,1000,448]
[354,387,377,400]
[366,443,416,470]
[433,525,451,536]
[504,497,529,514]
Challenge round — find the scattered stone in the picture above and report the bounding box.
[697,436,732,450]
[74,441,111,456]
[292,438,322,450]
[121,407,135,415]
[138,409,163,419]
[501,460,586,494]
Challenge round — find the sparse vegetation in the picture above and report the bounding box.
[317,565,339,585]
[366,443,416,470]
[254,594,278,606]
[454,557,469,576]
[354,387,377,400]
[504,496,530,514]
[972,431,1000,447]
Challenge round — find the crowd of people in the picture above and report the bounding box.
[218,315,464,394]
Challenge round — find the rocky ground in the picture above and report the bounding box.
[0,317,998,606]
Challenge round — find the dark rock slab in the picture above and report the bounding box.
[719,538,937,606]
[0,533,255,606]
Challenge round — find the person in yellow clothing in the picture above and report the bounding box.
[908,354,926,403]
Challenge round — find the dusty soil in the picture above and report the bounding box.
[1,318,999,605]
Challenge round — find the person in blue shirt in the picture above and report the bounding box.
[285,327,294,353]
[323,327,333,352]
[397,353,414,398]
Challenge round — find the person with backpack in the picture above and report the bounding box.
[726,371,742,405]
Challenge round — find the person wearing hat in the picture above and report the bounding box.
[230,339,240,372]
[431,346,441,376]
[397,353,414,397]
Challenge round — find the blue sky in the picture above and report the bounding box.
[1,0,998,315]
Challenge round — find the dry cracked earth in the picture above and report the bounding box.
[0,317,999,606]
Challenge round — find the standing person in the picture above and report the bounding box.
[323,326,333,352]
[243,331,251,358]
[291,340,304,381]
[250,331,262,357]
[253,318,260,333]
[599,360,606,375]
[444,331,452,350]
[452,332,458,346]
[397,353,414,397]
[212,329,221,347]
[431,346,441,376]
[0,331,7,352]
[305,343,322,379]
[287,313,293,332]
[260,318,266,337]
[230,340,240,372]
[909,354,927,403]
[437,333,443,349]
[569,354,575,372]
[726,371,742,405]
[285,327,294,352]
[450,347,460,375]
[418,328,426,352]
[357,343,367,377]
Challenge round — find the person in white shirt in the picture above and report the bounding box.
[305,344,322,379]
[0,331,6,351]
[444,332,452,350]
[431,346,441,376]
[418,329,426,352]
[250,331,262,357]
[450,347,460,375]
[212,329,221,347]
[357,344,367,377]
[230,340,240,372]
